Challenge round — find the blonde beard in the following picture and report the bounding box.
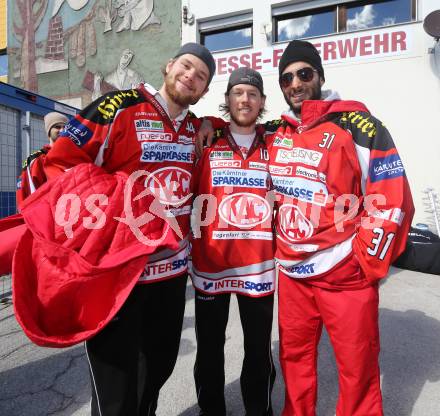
[164,73,200,107]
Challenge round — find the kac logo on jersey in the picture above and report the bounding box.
[278,204,314,243]
[369,154,405,183]
[218,193,271,229]
[145,167,191,206]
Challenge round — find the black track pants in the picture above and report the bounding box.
[194,291,275,416]
[86,274,188,416]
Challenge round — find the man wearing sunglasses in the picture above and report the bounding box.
[270,40,414,415]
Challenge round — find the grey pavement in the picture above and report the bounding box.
[1,267,439,415]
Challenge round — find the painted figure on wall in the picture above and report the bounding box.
[92,48,144,99]
[52,0,90,16]
[114,0,160,32]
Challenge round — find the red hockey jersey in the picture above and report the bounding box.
[191,126,275,297]
[266,99,414,288]
[16,145,51,208]
[45,84,202,283]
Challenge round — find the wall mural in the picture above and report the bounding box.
[9,0,172,107]
[13,0,48,91]
[91,48,144,99]
[52,0,89,15]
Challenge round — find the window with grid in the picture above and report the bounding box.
[199,11,253,52]
[273,0,416,43]
[0,105,19,217]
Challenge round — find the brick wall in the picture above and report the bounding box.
[44,16,65,60]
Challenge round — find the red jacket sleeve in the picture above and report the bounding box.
[349,113,415,282]
[45,89,144,179]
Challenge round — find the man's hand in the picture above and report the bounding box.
[195,118,215,158]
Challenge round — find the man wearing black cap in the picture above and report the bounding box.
[269,40,414,415]
[190,67,276,416]
[43,43,216,416]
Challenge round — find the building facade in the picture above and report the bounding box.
[7,0,181,108]
[0,0,7,82]
[182,0,440,227]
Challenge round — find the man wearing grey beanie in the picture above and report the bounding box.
[197,39,414,416]
[38,43,216,416]
[16,112,69,207]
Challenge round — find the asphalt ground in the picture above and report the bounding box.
[1,267,439,416]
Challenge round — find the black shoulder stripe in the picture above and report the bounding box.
[264,119,285,133]
[83,88,146,125]
[22,148,48,169]
[336,111,394,151]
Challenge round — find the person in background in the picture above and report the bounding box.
[16,111,68,207]
[191,67,276,416]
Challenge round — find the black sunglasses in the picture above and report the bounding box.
[279,67,317,88]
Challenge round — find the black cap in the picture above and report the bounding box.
[278,40,324,81]
[174,42,216,84]
[226,67,264,96]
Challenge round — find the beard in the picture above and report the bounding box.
[283,80,322,115]
[229,110,259,128]
[164,72,200,107]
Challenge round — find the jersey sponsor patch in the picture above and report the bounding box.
[269,165,293,176]
[369,154,405,183]
[210,160,241,168]
[186,122,195,134]
[248,161,268,170]
[145,167,191,205]
[166,205,192,217]
[370,207,405,225]
[200,278,274,293]
[272,176,328,206]
[290,243,319,252]
[93,89,143,122]
[136,132,172,142]
[218,193,271,229]
[209,150,234,160]
[139,247,188,282]
[295,166,326,183]
[140,142,194,163]
[178,135,194,145]
[211,169,268,189]
[212,230,273,240]
[278,204,314,243]
[273,136,293,148]
[60,118,93,146]
[275,147,323,167]
[134,119,164,131]
[284,263,315,276]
